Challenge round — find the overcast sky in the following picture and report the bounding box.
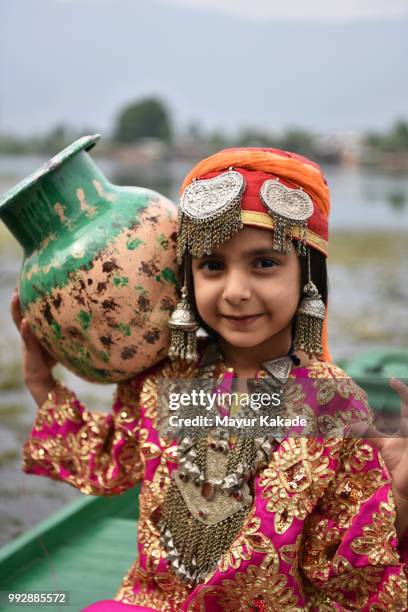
[161,0,408,21]
[1,0,407,136]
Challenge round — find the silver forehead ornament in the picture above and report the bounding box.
[260,178,314,255]
[177,169,245,262]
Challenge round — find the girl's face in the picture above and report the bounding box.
[191,226,301,350]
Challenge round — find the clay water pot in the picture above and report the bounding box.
[0,135,179,382]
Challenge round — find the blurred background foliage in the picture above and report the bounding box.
[1,95,408,172]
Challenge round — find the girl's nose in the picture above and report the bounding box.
[221,271,251,305]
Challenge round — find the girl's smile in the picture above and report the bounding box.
[221,313,264,326]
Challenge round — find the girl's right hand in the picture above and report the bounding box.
[11,289,57,406]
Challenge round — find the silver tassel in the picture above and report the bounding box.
[168,285,199,362]
[294,248,325,357]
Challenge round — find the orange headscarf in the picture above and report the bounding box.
[180,147,331,362]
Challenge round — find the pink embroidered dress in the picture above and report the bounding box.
[22,348,408,611]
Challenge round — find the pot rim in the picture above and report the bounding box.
[0,134,100,210]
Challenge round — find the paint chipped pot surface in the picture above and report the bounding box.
[0,135,179,382]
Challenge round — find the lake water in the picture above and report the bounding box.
[1,155,408,230]
[0,154,407,547]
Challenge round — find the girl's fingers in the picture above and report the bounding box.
[21,319,42,356]
[349,419,373,438]
[11,289,23,330]
[390,378,408,412]
[389,378,408,437]
[362,423,386,450]
[21,320,57,368]
[349,419,387,449]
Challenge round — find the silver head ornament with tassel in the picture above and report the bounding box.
[177,169,245,263]
[260,178,314,255]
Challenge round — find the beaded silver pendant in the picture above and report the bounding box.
[177,169,245,262]
[260,178,314,255]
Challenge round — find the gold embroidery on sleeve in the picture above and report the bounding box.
[350,491,400,565]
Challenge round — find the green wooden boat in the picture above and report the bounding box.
[0,487,140,611]
[0,350,407,611]
[346,349,408,413]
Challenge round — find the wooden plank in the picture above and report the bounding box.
[0,488,140,611]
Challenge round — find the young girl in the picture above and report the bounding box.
[13,147,408,611]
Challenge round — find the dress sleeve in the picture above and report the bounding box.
[22,374,147,496]
[299,437,408,610]
[399,531,408,581]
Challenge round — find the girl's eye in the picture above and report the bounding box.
[200,261,222,271]
[255,258,277,269]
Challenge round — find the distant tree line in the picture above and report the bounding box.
[1,96,408,162]
[365,120,408,153]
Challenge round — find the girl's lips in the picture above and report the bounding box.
[222,314,263,326]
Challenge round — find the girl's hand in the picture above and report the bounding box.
[11,289,57,406]
[369,379,408,497]
[364,378,408,539]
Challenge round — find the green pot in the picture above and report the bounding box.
[0,135,179,382]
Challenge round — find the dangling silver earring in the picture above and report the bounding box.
[168,263,199,363]
[294,247,326,357]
